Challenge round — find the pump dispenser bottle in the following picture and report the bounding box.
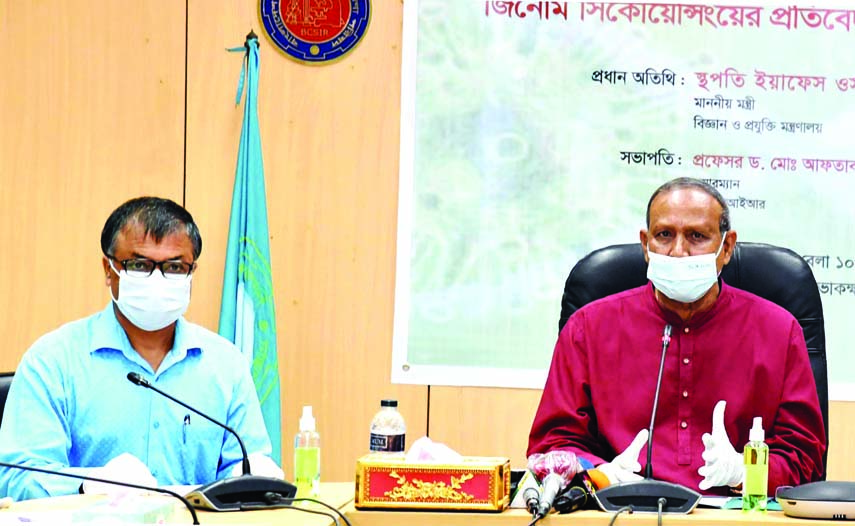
[294,405,321,496]
[743,417,769,511]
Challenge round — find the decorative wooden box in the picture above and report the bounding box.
[355,453,511,511]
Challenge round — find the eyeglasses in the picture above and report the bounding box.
[107,256,195,280]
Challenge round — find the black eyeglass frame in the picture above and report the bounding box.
[106,255,196,279]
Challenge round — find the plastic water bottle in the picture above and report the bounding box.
[294,406,320,496]
[743,417,769,511]
[369,399,406,453]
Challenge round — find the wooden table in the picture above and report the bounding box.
[342,504,832,526]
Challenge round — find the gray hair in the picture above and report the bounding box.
[645,177,731,234]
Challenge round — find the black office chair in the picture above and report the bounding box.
[558,242,828,477]
[0,372,14,427]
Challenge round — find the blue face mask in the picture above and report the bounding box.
[646,236,726,303]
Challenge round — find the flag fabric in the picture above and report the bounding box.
[219,33,282,464]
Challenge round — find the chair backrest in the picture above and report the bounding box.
[0,372,14,427]
[559,242,829,468]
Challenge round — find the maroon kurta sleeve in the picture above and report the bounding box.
[527,310,610,466]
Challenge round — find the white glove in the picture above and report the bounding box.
[230,453,285,479]
[83,453,157,495]
[698,400,744,491]
[597,429,649,485]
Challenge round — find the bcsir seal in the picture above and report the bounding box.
[260,0,370,64]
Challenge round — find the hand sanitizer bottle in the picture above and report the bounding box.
[294,405,320,497]
[743,417,769,511]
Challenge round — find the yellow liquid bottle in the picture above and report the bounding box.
[743,417,769,512]
[294,405,320,497]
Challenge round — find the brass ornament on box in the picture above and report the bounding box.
[355,454,510,511]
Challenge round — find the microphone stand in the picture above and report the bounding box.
[592,325,701,514]
[0,461,199,524]
[127,373,297,512]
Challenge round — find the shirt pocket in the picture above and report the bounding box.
[180,420,225,484]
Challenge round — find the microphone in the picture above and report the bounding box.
[581,467,612,492]
[126,372,297,511]
[527,450,581,518]
[645,324,670,481]
[0,461,199,524]
[523,486,540,516]
[553,467,611,514]
[591,324,701,514]
[127,372,250,475]
[553,485,589,514]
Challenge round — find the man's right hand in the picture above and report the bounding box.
[597,429,649,485]
[82,452,157,495]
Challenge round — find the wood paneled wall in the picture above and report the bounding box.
[1,0,853,484]
[0,2,186,370]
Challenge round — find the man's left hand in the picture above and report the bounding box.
[697,400,743,491]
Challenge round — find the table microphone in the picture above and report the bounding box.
[527,450,581,518]
[0,461,199,524]
[126,372,297,512]
[523,486,541,515]
[591,324,701,514]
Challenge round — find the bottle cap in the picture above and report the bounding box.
[381,399,398,408]
[300,405,316,432]
[749,416,764,442]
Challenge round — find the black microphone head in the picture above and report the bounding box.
[127,372,146,386]
[554,486,589,514]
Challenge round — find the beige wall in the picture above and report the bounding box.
[1,0,852,484]
[0,1,186,370]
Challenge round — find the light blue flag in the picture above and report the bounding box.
[219,33,281,464]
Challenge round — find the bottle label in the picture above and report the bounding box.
[743,445,769,497]
[370,433,405,452]
[744,462,768,495]
[294,446,321,497]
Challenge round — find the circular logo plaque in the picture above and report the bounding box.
[260,0,371,64]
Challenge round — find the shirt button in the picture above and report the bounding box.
[681,421,688,429]
[684,327,690,333]
[153,422,160,429]
[682,390,689,398]
[683,357,690,365]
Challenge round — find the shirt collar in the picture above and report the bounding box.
[90,303,201,373]
[645,280,733,329]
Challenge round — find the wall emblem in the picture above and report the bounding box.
[260,0,371,64]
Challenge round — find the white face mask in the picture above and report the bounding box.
[646,236,726,303]
[109,261,192,331]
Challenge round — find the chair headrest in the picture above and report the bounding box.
[560,242,824,338]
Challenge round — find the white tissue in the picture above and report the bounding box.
[405,436,464,463]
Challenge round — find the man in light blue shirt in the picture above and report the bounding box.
[0,197,280,500]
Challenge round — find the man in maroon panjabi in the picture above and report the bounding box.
[528,178,825,496]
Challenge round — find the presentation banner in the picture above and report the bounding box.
[392,0,855,399]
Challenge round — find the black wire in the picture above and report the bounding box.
[284,506,340,526]
[525,513,544,526]
[239,496,352,526]
[608,505,633,526]
[288,497,352,526]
